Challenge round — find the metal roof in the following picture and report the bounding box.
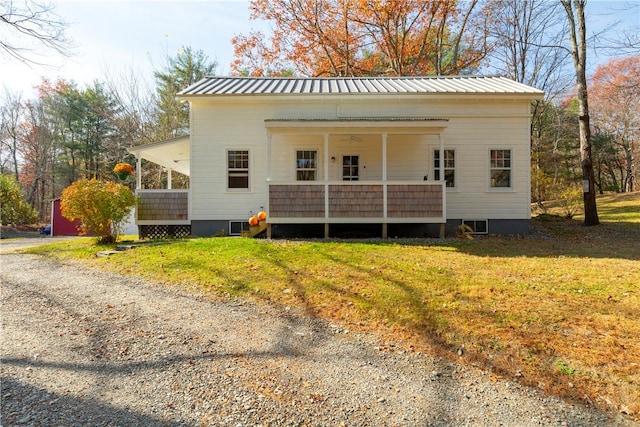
[179,76,544,97]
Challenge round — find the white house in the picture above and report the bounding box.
[129,76,544,239]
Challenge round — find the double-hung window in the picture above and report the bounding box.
[434,149,455,188]
[227,150,249,190]
[490,149,512,188]
[296,150,317,181]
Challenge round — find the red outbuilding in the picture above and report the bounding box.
[50,198,82,236]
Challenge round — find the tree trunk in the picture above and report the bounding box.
[623,139,634,192]
[561,0,599,226]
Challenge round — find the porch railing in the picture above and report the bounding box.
[268,181,445,223]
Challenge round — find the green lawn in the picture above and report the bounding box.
[23,192,640,419]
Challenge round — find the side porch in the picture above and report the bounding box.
[128,136,192,239]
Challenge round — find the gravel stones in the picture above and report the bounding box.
[0,253,633,426]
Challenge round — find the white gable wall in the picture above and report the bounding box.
[189,96,532,224]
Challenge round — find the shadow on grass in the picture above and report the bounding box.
[2,256,469,426]
[344,218,640,261]
[10,224,637,419]
[243,235,637,420]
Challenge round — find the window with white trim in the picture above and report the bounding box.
[434,149,455,188]
[490,149,511,188]
[227,150,249,189]
[296,150,317,181]
[342,155,359,181]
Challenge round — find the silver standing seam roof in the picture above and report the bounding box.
[178,76,544,97]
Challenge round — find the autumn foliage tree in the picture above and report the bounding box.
[589,55,640,192]
[60,178,135,244]
[0,174,38,225]
[232,0,492,77]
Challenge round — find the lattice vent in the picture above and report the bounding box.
[139,225,191,239]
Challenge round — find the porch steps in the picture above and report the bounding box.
[241,221,267,238]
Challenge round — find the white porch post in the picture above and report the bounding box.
[324,133,329,183]
[167,168,173,189]
[382,132,388,215]
[438,133,446,238]
[438,134,444,180]
[266,131,272,181]
[136,155,142,190]
[324,133,330,238]
[382,133,388,238]
[266,131,273,238]
[382,133,388,182]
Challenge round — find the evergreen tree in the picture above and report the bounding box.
[153,46,217,139]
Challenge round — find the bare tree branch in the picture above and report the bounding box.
[0,0,72,65]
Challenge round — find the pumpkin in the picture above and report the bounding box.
[248,216,259,226]
[257,211,267,221]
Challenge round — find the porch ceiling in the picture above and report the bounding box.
[128,136,190,176]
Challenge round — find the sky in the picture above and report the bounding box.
[2,0,639,99]
[2,0,266,97]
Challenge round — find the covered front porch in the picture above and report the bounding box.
[265,119,449,238]
[128,136,191,238]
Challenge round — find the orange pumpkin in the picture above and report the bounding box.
[248,216,259,226]
[257,211,267,221]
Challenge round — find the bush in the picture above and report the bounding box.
[61,179,136,244]
[559,186,583,218]
[0,174,38,225]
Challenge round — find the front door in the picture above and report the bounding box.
[342,155,359,181]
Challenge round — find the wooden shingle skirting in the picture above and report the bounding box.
[269,185,325,217]
[137,191,188,221]
[329,185,383,217]
[268,182,444,221]
[387,185,443,218]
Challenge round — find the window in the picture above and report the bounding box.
[229,221,249,236]
[463,220,488,234]
[296,150,317,181]
[342,155,359,181]
[490,149,511,188]
[434,149,455,188]
[228,150,249,189]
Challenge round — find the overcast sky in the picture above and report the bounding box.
[2,0,639,99]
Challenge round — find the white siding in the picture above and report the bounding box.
[190,102,269,220]
[189,97,533,221]
[443,116,531,219]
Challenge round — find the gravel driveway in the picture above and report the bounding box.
[0,240,632,426]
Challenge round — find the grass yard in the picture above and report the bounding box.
[24,192,640,419]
